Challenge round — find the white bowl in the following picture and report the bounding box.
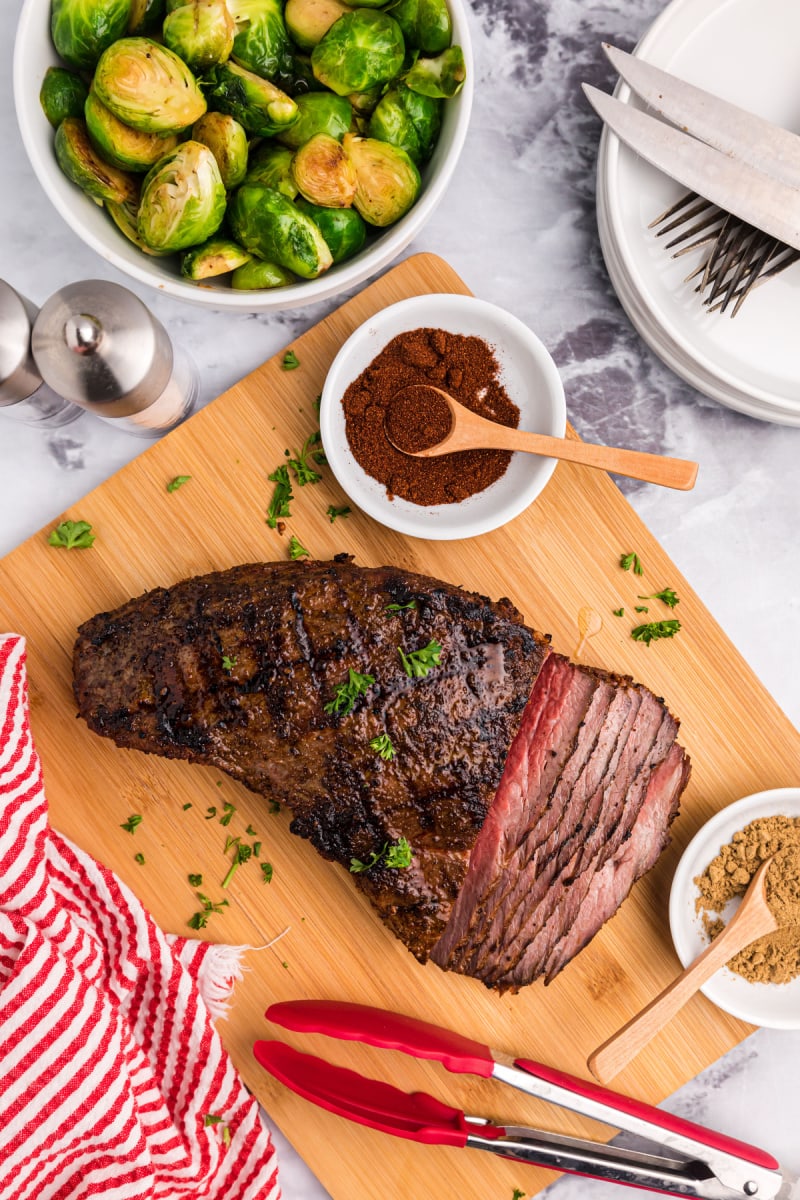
[319,294,567,540]
[12,0,473,311]
[669,787,800,1030]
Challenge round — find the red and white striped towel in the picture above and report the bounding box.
[0,635,281,1200]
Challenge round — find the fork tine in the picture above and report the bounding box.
[648,191,702,229]
[719,232,775,312]
[658,200,718,240]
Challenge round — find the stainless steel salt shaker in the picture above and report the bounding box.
[31,280,197,438]
[0,280,81,428]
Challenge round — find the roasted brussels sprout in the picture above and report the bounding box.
[405,45,466,98]
[127,0,166,34]
[163,0,235,72]
[94,38,207,132]
[227,0,293,81]
[192,112,248,188]
[291,132,356,207]
[202,61,298,136]
[55,117,139,205]
[106,196,173,254]
[229,184,333,277]
[85,90,181,171]
[347,85,383,118]
[244,141,297,197]
[284,53,328,94]
[39,67,89,127]
[368,83,441,163]
[311,10,405,97]
[284,0,352,51]
[51,0,132,70]
[296,197,365,261]
[181,237,252,277]
[387,0,451,53]
[343,132,420,226]
[138,141,227,251]
[231,258,296,288]
[275,91,352,148]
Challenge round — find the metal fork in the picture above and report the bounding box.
[650,192,800,316]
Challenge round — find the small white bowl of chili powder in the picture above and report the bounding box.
[319,293,566,540]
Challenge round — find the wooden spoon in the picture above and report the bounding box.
[588,856,778,1084]
[385,385,698,490]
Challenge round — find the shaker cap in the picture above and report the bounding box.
[31,280,173,417]
[0,280,42,407]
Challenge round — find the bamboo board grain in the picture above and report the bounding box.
[1,253,798,1199]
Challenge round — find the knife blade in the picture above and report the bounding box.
[602,43,800,190]
[582,83,800,253]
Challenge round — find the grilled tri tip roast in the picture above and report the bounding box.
[73,558,690,991]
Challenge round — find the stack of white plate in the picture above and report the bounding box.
[597,0,800,426]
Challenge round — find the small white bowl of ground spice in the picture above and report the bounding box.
[319,293,566,540]
[669,788,800,1029]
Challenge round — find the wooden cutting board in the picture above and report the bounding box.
[1,253,797,1199]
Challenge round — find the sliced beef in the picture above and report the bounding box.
[72,559,691,991]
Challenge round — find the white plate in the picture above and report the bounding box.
[598,0,800,423]
[669,787,800,1029]
[319,294,566,541]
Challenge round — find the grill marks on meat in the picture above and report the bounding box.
[72,560,690,992]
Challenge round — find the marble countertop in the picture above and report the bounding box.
[2,0,799,1196]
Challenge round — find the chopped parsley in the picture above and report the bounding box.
[48,519,95,549]
[266,464,294,528]
[253,841,262,857]
[288,535,310,559]
[261,862,274,883]
[222,654,237,671]
[287,432,324,486]
[369,733,395,761]
[121,814,142,834]
[313,394,321,412]
[635,605,649,613]
[219,801,236,827]
[386,600,417,613]
[324,668,375,716]
[134,852,145,865]
[612,608,624,618]
[398,639,442,679]
[327,504,351,523]
[166,475,191,493]
[282,350,300,370]
[620,551,644,576]
[246,824,257,836]
[182,803,192,811]
[270,800,281,814]
[188,873,203,887]
[203,1114,223,1127]
[512,1190,526,1200]
[222,842,252,888]
[630,619,681,646]
[205,806,217,820]
[638,588,680,609]
[188,894,229,930]
[350,837,413,873]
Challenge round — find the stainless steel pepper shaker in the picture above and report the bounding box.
[0,280,81,428]
[31,280,198,438]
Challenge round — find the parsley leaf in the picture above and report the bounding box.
[134,852,145,865]
[48,519,95,550]
[269,800,281,814]
[182,803,192,811]
[630,619,681,646]
[166,475,191,493]
[188,873,203,887]
[369,733,395,761]
[266,464,294,528]
[327,504,351,523]
[350,837,413,874]
[289,534,310,560]
[386,600,417,613]
[398,639,442,679]
[222,842,252,888]
[203,1114,223,1126]
[512,1190,526,1200]
[287,432,323,486]
[188,894,229,929]
[205,806,217,820]
[324,668,375,716]
[222,654,237,671]
[121,814,142,834]
[282,350,300,370]
[635,605,649,613]
[612,608,624,618]
[261,862,273,883]
[620,551,644,576]
[219,801,236,827]
[638,588,680,609]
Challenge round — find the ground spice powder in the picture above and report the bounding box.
[694,815,800,984]
[342,327,520,506]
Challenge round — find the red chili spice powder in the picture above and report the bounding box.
[342,326,520,506]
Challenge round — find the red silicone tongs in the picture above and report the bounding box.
[254,1000,797,1200]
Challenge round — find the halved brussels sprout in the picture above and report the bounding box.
[231,259,296,288]
[227,0,293,81]
[275,91,352,148]
[127,0,166,33]
[229,184,333,277]
[202,61,298,137]
[343,132,420,226]
[291,132,356,207]
[40,67,89,128]
[368,83,441,163]
[284,0,352,51]
[94,38,207,133]
[296,197,366,262]
[106,196,173,254]
[51,0,132,70]
[387,0,451,54]
[404,45,466,98]
[192,112,248,188]
[245,141,297,197]
[55,117,140,206]
[181,237,252,277]
[311,10,405,97]
[85,90,181,171]
[163,0,235,72]
[138,141,227,251]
